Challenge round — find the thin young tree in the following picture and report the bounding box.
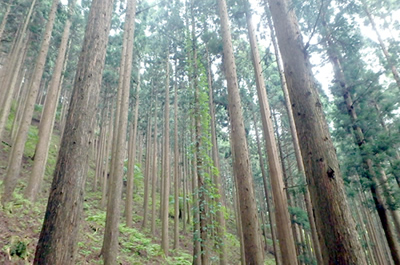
[266,0,367,263]
[34,0,114,263]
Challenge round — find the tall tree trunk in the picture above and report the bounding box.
[34,0,114,263]
[253,114,281,264]
[217,0,264,263]
[102,1,136,263]
[173,68,180,249]
[161,50,171,256]
[151,94,159,236]
[266,0,367,263]
[125,74,140,227]
[2,0,58,205]
[265,7,323,263]
[25,1,75,201]
[244,3,298,264]
[142,111,153,228]
[206,47,227,265]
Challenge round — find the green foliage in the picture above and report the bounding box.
[288,206,310,230]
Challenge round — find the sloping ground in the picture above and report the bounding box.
[0,111,246,264]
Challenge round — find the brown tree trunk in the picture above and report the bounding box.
[244,4,298,264]
[206,47,227,265]
[217,0,264,263]
[173,68,180,249]
[151,95,159,236]
[161,50,171,256]
[142,111,153,228]
[253,113,281,264]
[125,74,140,227]
[102,1,136,263]
[25,1,74,201]
[265,8,323,263]
[266,0,367,263]
[34,0,114,263]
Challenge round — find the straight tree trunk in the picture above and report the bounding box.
[25,1,75,201]
[265,8,323,264]
[125,74,140,227]
[217,0,264,263]
[102,1,136,263]
[253,113,280,264]
[206,47,227,265]
[151,95,159,236]
[244,4,298,264]
[173,70,180,249]
[161,51,171,256]
[33,0,114,263]
[2,0,58,205]
[142,112,153,228]
[266,0,367,263]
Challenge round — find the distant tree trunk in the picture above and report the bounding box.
[33,0,114,263]
[102,1,136,263]
[266,0,367,263]
[101,106,114,208]
[191,117,201,265]
[217,0,264,263]
[125,74,140,227]
[253,113,280,264]
[161,51,171,256]
[206,47,227,265]
[173,68,180,249]
[151,94,159,236]
[25,1,75,201]
[2,0,58,205]
[142,110,153,228]
[244,3,298,264]
[0,0,36,140]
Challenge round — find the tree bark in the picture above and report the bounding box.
[244,3,298,264]
[266,0,367,263]
[125,74,140,227]
[217,0,264,263]
[25,1,75,201]
[34,0,114,263]
[102,1,136,263]
[161,50,171,256]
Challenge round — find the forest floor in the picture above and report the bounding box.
[0,107,256,264]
